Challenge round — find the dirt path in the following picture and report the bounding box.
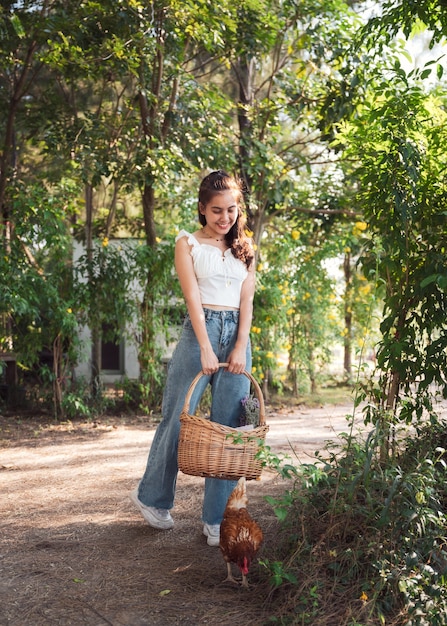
[0,401,364,626]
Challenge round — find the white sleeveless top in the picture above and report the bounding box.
[175,229,249,308]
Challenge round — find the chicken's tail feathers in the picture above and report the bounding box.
[226,476,248,510]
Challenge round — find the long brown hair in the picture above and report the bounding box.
[198,170,254,268]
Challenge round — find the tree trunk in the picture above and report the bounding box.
[0,38,38,222]
[308,347,317,395]
[85,182,101,396]
[0,39,38,362]
[142,183,157,247]
[0,104,16,252]
[52,334,64,419]
[234,55,255,213]
[343,252,352,380]
[135,17,177,408]
[138,182,162,408]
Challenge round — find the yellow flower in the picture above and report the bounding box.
[303,292,311,300]
[359,284,371,296]
[353,220,368,237]
[102,237,109,247]
[329,549,337,558]
[156,237,161,243]
[286,308,294,316]
[257,263,263,272]
[415,491,425,504]
[245,229,254,238]
[291,229,300,240]
[360,591,368,602]
[67,308,72,314]
[266,351,274,359]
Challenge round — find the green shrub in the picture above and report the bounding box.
[262,416,447,625]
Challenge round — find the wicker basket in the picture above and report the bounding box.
[178,364,268,481]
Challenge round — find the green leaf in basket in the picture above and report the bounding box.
[226,432,244,444]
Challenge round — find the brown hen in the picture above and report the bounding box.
[219,477,264,588]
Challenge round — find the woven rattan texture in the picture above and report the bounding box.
[177,365,268,480]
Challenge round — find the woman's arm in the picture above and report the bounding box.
[175,236,219,375]
[226,263,255,374]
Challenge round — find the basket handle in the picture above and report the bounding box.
[182,363,266,427]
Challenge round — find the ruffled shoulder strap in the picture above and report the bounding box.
[175,229,199,248]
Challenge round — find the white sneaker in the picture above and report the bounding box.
[130,488,174,530]
[203,523,220,547]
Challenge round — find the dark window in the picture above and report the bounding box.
[101,324,123,373]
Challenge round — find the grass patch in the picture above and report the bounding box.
[270,382,355,409]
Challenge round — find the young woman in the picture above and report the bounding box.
[131,170,256,546]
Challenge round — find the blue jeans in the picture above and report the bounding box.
[137,308,252,525]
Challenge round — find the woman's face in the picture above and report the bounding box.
[200,190,239,237]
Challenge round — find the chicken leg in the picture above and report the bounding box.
[223,562,240,585]
[223,562,251,587]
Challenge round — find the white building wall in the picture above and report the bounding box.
[72,240,143,384]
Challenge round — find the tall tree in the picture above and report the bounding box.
[0,1,53,251]
[210,0,367,387]
[32,0,239,400]
[336,62,447,441]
